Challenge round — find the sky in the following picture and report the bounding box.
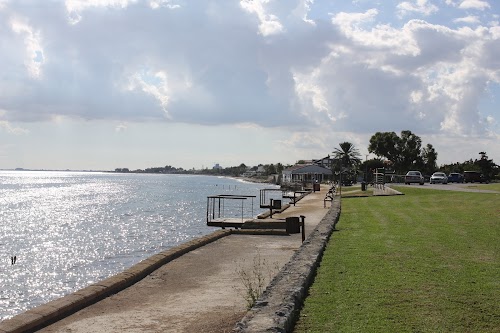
[0,0,499,171]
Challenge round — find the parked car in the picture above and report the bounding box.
[430,172,448,184]
[463,171,488,183]
[447,173,464,183]
[405,171,424,185]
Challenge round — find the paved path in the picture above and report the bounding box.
[37,187,331,333]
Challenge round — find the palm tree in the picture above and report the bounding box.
[333,142,362,169]
[333,142,362,184]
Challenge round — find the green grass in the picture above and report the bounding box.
[340,186,374,198]
[294,187,500,333]
[461,183,500,192]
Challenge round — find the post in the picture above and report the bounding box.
[365,154,368,183]
[269,199,273,219]
[300,215,306,242]
[339,171,342,196]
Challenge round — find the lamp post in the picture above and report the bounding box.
[365,154,369,182]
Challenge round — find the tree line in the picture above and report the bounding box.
[114,163,287,178]
[334,130,499,182]
[115,129,499,182]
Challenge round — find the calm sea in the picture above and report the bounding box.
[0,171,278,320]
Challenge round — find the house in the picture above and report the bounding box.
[282,164,333,183]
[312,155,335,169]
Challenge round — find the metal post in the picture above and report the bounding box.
[270,198,273,218]
[300,215,306,242]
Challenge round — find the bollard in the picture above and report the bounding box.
[269,199,274,218]
[300,215,306,242]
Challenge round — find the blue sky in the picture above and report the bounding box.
[0,0,499,170]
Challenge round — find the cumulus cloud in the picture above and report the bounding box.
[458,0,490,10]
[240,0,284,36]
[9,19,44,78]
[454,15,481,24]
[0,0,499,148]
[397,0,439,17]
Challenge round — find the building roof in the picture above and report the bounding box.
[283,164,332,175]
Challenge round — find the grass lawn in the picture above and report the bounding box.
[294,187,500,333]
[461,183,500,192]
[339,185,374,198]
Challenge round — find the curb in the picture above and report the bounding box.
[232,198,341,332]
[0,230,231,333]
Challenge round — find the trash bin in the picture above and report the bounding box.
[272,199,282,210]
[285,217,300,234]
[313,183,320,192]
[361,181,366,191]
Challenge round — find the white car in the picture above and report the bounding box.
[405,171,424,185]
[430,172,448,184]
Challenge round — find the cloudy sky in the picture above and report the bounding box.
[1,0,499,171]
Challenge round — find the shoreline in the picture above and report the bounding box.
[1,185,339,332]
[0,173,274,323]
[0,230,233,333]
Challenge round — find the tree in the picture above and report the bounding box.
[368,130,432,173]
[367,132,401,167]
[333,142,362,168]
[360,158,385,183]
[476,152,498,181]
[333,142,362,184]
[276,163,284,175]
[264,164,276,175]
[399,130,422,172]
[420,143,438,175]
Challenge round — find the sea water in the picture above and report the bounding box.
[0,171,278,320]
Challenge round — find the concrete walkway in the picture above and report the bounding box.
[1,186,333,333]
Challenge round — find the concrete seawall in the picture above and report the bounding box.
[233,198,341,332]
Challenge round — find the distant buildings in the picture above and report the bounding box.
[281,156,335,183]
[282,164,332,183]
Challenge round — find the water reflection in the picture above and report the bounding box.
[0,171,277,320]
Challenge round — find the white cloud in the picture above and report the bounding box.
[332,10,420,56]
[0,1,499,169]
[149,0,180,10]
[291,0,315,25]
[292,68,337,123]
[458,0,490,10]
[454,15,480,24]
[9,19,44,78]
[0,120,29,134]
[125,69,172,118]
[240,0,284,36]
[331,8,378,29]
[397,0,439,17]
[65,0,138,24]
